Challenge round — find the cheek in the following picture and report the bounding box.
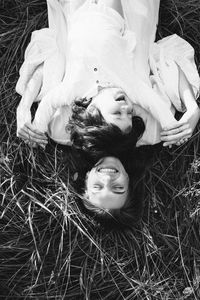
[101,113,115,124]
[84,180,94,202]
[121,175,129,189]
[85,171,92,191]
[95,93,116,110]
[85,170,98,190]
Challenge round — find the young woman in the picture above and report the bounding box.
[16,0,200,149]
[77,155,146,227]
[15,0,200,225]
[69,137,161,227]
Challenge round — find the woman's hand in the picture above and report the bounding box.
[17,105,48,148]
[160,106,200,147]
[16,64,48,148]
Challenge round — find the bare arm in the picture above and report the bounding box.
[17,65,48,148]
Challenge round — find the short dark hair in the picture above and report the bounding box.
[69,99,145,163]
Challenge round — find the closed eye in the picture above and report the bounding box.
[112,186,125,194]
[113,111,121,115]
[93,185,102,190]
[113,186,124,190]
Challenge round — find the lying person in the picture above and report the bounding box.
[16,0,200,149]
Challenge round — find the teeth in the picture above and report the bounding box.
[98,168,117,173]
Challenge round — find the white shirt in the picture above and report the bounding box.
[33,2,175,133]
[16,0,200,146]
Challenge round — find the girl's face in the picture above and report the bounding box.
[88,87,134,133]
[85,157,129,210]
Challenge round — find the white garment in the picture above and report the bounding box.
[16,0,200,146]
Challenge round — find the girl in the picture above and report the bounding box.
[68,134,160,228]
[16,0,200,149]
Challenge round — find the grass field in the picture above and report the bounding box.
[1,1,200,299]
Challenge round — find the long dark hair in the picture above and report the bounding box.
[67,98,160,228]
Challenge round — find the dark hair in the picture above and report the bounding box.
[68,98,159,228]
[69,99,145,163]
[79,176,145,229]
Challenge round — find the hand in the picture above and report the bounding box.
[160,106,200,147]
[17,106,48,148]
[17,122,48,149]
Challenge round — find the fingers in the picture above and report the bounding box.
[17,123,48,148]
[24,140,37,148]
[160,123,191,138]
[162,131,192,144]
[162,135,191,147]
[160,127,192,144]
[176,138,189,146]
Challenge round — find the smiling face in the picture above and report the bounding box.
[85,157,129,210]
[88,87,134,133]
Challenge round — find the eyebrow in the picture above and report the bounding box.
[115,89,128,97]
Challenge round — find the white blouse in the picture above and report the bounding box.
[16,0,200,146]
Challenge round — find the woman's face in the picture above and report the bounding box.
[85,157,129,210]
[88,87,134,133]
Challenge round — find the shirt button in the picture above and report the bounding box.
[94,68,97,72]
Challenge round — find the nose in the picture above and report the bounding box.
[101,173,112,181]
[99,173,115,184]
[120,104,132,113]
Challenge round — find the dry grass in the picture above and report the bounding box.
[1,0,200,299]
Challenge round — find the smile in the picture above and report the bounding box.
[115,96,126,102]
[98,168,118,173]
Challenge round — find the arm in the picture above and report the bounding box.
[32,81,74,133]
[160,68,200,146]
[17,65,48,148]
[132,76,178,129]
[122,0,160,83]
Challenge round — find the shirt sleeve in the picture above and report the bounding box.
[33,81,74,132]
[150,34,200,112]
[15,28,60,98]
[16,0,68,99]
[122,0,160,82]
[130,75,176,129]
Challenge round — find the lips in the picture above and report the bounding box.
[115,96,126,103]
[98,168,118,174]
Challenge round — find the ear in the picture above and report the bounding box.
[86,104,99,117]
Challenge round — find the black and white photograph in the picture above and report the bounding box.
[1,0,200,299]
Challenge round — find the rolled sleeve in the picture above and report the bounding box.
[33,82,72,132]
[151,34,200,112]
[16,28,60,98]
